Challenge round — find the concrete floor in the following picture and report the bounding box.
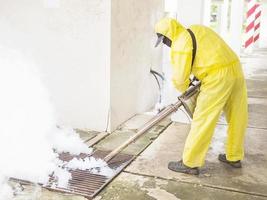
[95,49,267,200]
[11,49,267,199]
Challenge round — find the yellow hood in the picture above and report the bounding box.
[155,18,185,41]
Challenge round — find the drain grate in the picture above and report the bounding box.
[11,150,134,199]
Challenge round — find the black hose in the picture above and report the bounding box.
[150,68,164,103]
[150,69,165,81]
[151,72,161,90]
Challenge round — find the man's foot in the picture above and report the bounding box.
[218,154,242,168]
[168,160,199,175]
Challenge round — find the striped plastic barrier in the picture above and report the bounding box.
[245,0,257,48]
[254,3,261,43]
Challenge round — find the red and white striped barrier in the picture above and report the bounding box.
[245,0,257,49]
[254,4,261,43]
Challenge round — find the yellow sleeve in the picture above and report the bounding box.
[170,44,192,92]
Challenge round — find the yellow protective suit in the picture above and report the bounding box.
[155,18,248,168]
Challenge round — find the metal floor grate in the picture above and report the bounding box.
[11,150,134,199]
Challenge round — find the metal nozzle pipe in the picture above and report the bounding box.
[104,82,201,162]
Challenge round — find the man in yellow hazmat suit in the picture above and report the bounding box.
[155,18,248,175]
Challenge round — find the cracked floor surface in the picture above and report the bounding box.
[95,49,267,200]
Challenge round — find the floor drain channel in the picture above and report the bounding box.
[11,150,134,199]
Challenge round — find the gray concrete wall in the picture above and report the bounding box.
[0,0,111,132]
[110,0,164,131]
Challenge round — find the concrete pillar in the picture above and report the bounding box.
[259,1,267,48]
[177,0,205,26]
[164,0,206,25]
[110,0,164,131]
[219,0,229,38]
[165,0,178,18]
[229,0,245,54]
[203,0,212,26]
[0,0,164,132]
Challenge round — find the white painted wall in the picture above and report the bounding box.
[0,0,164,132]
[0,0,111,132]
[110,0,164,131]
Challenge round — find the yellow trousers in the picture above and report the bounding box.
[183,63,248,168]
